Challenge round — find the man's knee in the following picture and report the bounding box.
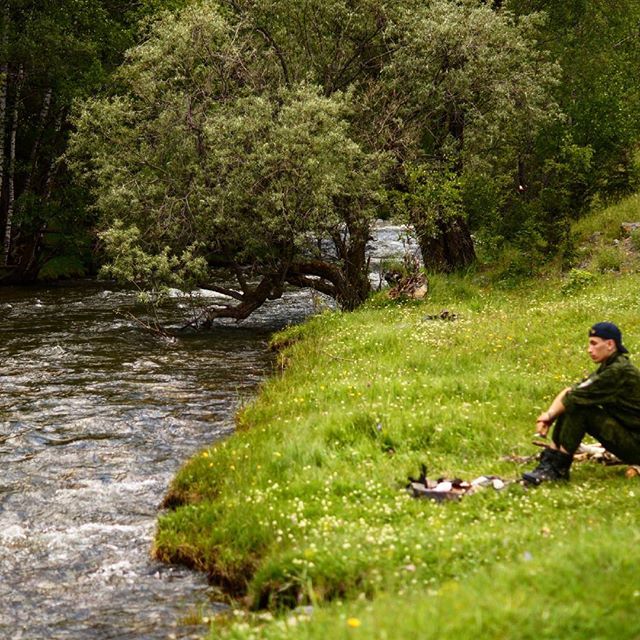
[552,406,596,453]
[564,404,605,430]
[565,403,593,418]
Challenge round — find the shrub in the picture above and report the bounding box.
[593,245,624,273]
[561,268,596,295]
[37,255,87,280]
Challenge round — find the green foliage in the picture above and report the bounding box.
[385,3,560,161]
[0,0,181,279]
[70,1,389,311]
[5,0,640,285]
[70,0,562,309]
[384,1,561,266]
[508,0,640,199]
[98,222,208,298]
[593,245,625,273]
[37,255,87,280]
[391,161,463,243]
[488,246,541,288]
[571,193,640,246]
[560,268,596,295]
[456,0,640,260]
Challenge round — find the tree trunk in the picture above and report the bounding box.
[419,215,476,273]
[23,87,52,196]
[337,217,371,310]
[417,105,476,272]
[0,4,9,230]
[3,64,23,266]
[448,107,464,169]
[200,273,281,325]
[43,109,65,201]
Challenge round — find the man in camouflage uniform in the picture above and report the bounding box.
[523,322,640,485]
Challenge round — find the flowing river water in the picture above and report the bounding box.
[0,225,418,639]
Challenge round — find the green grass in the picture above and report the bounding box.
[571,192,640,244]
[569,192,640,274]
[217,526,640,640]
[154,197,640,639]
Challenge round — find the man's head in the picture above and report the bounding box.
[588,322,628,363]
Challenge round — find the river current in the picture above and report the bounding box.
[0,225,417,639]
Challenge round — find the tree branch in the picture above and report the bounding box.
[285,273,337,297]
[197,283,245,301]
[201,273,279,324]
[231,260,249,292]
[254,25,291,86]
[289,259,344,284]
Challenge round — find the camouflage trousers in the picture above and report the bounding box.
[552,405,640,464]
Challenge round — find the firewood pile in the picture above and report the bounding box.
[502,442,639,469]
[571,443,640,477]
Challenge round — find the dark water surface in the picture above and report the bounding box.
[0,224,415,639]
[0,284,320,640]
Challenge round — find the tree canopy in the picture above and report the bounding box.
[3,0,640,300]
[70,0,562,321]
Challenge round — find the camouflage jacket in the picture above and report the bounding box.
[563,352,640,432]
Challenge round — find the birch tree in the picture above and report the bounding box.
[0,0,172,280]
[0,4,9,265]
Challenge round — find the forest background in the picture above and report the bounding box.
[1,0,639,313]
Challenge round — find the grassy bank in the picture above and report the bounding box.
[154,197,640,638]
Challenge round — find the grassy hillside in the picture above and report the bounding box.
[154,195,640,639]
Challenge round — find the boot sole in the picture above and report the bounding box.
[521,472,543,485]
[522,472,569,485]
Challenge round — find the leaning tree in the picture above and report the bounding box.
[70,5,387,320]
[70,0,559,321]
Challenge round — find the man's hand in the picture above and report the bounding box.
[534,388,569,438]
[535,419,550,438]
[535,412,553,438]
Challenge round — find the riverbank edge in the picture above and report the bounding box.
[152,194,640,637]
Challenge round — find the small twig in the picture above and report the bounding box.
[118,310,176,341]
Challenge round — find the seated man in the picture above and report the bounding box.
[523,322,640,485]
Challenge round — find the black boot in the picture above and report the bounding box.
[522,448,573,485]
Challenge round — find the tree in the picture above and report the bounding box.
[0,0,184,282]
[503,0,640,237]
[70,4,385,319]
[384,1,560,270]
[219,0,560,272]
[70,0,560,319]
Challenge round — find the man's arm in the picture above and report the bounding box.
[535,387,571,437]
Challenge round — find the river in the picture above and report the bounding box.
[0,224,418,639]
